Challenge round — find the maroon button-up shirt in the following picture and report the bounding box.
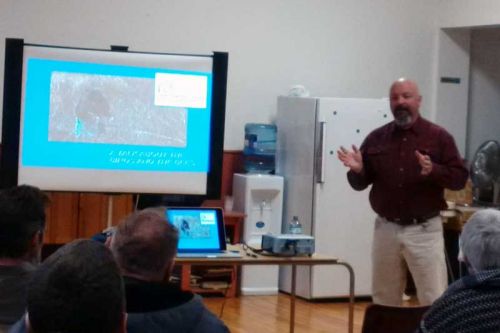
[347,116,468,221]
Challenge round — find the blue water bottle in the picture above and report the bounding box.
[243,123,276,174]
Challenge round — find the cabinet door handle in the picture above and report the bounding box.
[316,121,326,184]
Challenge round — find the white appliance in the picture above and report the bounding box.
[276,96,390,299]
[233,173,284,295]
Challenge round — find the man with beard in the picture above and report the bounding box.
[337,78,468,306]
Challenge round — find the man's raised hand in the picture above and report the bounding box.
[337,145,363,173]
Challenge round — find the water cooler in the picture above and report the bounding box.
[232,173,284,295]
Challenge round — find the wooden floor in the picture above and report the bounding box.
[204,293,370,333]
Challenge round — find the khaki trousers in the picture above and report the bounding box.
[371,215,447,306]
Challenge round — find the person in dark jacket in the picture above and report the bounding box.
[110,209,229,333]
[9,239,126,333]
[0,185,49,332]
[417,209,500,332]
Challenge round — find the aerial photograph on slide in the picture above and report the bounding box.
[48,72,187,147]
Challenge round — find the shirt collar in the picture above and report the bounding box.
[390,115,424,135]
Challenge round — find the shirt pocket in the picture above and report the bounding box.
[366,146,388,157]
[416,141,440,163]
[365,146,390,174]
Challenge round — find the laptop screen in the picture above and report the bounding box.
[166,207,226,253]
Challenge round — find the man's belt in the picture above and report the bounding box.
[383,212,440,226]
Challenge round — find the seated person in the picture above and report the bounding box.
[0,185,48,331]
[417,209,500,332]
[109,209,229,333]
[9,239,126,333]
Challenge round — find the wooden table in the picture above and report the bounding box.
[177,210,245,297]
[176,247,355,333]
[441,205,483,232]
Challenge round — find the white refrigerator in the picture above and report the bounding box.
[276,96,390,299]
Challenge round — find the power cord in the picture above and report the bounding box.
[218,281,230,318]
[217,266,236,319]
[242,243,263,257]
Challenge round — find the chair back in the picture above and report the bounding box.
[0,323,10,333]
[361,304,430,333]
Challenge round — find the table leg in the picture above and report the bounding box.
[180,264,191,291]
[290,264,296,333]
[338,261,355,333]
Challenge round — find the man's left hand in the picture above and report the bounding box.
[415,150,433,176]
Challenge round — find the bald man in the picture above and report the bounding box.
[337,79,468,306]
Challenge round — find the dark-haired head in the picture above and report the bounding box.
[27,239,126,333]
[0,185,49,261]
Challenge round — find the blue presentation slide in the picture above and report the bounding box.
[22,58,213,172]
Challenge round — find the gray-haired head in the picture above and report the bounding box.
[110,209,179,281]
[460,209,500,272]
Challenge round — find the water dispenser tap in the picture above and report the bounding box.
[260,200,267,214]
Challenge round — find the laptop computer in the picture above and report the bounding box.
[166,207,241,258]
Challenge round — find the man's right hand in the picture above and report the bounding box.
[337,145,363,173]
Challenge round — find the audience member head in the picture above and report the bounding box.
[0,184,49,262]
[111,208,179,281]
[460,209,500,273]
[26,239,125,333]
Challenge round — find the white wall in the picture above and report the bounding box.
[466,28,500,160]
[437,0,500,28]
[433,28,470,156]
[431,1,500,159]
[0,0,438,149]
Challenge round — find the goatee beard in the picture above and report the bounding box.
[394,107,412,127]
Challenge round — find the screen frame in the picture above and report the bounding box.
[1,38,227,199]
